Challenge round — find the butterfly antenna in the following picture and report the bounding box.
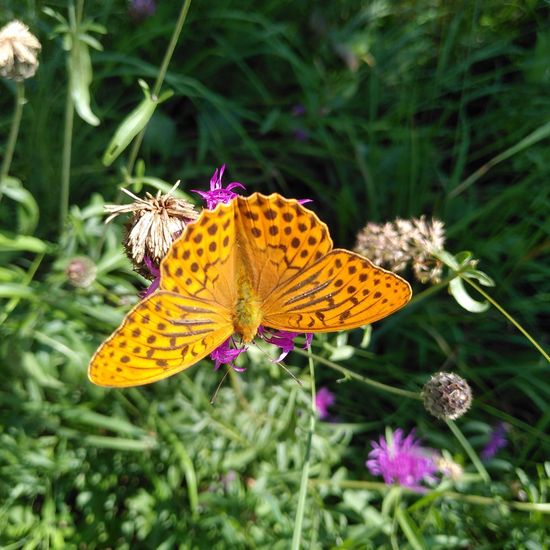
[277,360,303,386]
[210,367,231,405]
[254,340,302,386]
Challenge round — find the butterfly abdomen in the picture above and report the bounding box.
[233,275,263,343]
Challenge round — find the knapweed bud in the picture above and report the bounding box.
[0,21,41,81]
[422,372,472,420]
[66,256,97,288]
[104,183,198,278]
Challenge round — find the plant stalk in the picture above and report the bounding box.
[60,77,75,234]
[126,0,193,176]
[291,348,316,550]
[0,82,25,203]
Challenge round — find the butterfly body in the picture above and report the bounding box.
[234,272,263,342]
[89,193,412,387]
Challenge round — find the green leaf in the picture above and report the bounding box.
[449,277,490,313]
[102,81,174,166]
[0,177,39,234]
[69,39,100,126]
[0,283,37,300]
[0,232,50,253]
[395,506,428,550]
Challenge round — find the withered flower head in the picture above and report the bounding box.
[355,215,446,284]
[422,371,472,421]
[104,182,198,276]
[0,20,41,80]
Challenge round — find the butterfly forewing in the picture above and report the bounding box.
[88,291,233,387]
[160,199,238,309]
[235,194,333,298]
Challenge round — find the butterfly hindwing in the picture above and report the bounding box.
[88,291,233,387]
[262,249,412,332]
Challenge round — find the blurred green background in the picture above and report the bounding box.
[0,0,548,548]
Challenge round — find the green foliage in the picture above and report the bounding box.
[0,0,549,548]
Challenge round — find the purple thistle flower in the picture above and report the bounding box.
[315,387,335,420]
[192,165,245,210]
[210,328,313,371]
[481,422,508,460]
[129,0,156,19]
[210,338,248,372]
[366,429,438,492]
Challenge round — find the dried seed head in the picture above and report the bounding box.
[0,21,41,80]
[104,182,198,277]
[354,215,446,284]
[66,256,97,288]
[435,456,463,481]
[354,221,411,272]
[422,371,472,420]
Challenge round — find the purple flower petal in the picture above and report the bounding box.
[315,387,335,419]
[481,422,508,460]
[366,429,438,492]
[259,327,313,363]
[141,255,161,298]
[129,0,156,19]
[210,338,248,372]
[192,165,246,210]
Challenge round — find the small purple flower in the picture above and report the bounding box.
[210,338,248,372]
[315,387,335,420]
[141,255,161,298]
[258,327,313,363]
[366,429,438,492]
[211,328,313,371]
[293,128,309,142]
[481,422,508,460]
[129,0,156,19]
[192,165,245,210]
[292,104,306,117]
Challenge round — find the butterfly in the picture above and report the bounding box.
[89,193,412,387]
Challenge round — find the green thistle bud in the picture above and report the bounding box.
[422,372,472,420]
[66,256,97,288]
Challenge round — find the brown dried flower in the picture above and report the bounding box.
[355,215,445,284]
[0,21,41,80]
[104,182,198,277]
[422,371,472,421]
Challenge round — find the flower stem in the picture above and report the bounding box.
[294,348,421,400]
[0,81,25,203]
[291,348,316,550]
[126,0,193,177]
[446,419,490,483]
[60,77,75,234]
[309,479,550,513]
[461,276,550,363]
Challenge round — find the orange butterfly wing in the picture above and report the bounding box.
[88,200,239,387]
[262,249,411,332]
[234,193,333,298]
